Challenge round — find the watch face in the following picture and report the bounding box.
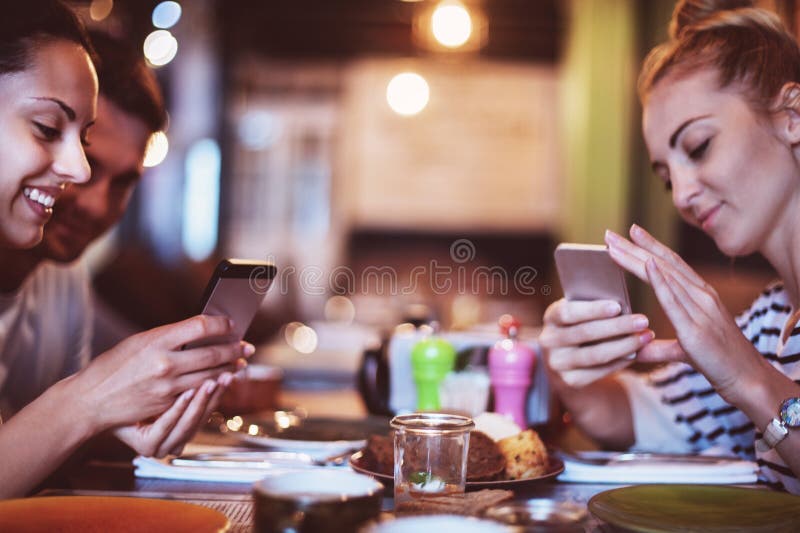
[780,397,800,428]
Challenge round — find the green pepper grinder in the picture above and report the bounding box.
[411,333,455,411]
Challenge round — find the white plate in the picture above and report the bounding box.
[239,434,366,459]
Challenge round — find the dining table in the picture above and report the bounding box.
[32,385,776,532]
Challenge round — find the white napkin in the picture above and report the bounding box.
[558,452,759,484]
[133,444,341,484]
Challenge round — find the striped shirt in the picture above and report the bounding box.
[624,282,799,493]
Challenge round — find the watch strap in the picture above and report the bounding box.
[755,418,789,452]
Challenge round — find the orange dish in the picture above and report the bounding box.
[0,496,229,532]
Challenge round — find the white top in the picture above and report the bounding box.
[0,262,92,420]
[618,282,800,493]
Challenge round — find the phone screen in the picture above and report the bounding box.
[183,260,276,350]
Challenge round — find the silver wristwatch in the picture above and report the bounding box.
[755,397,800,452]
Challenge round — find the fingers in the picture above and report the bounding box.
[628,225,709,289]
[157,380,222,457]
[543,298,623,327]
[169,379,228,456]
[628,224,693,277]
[645,258,696,333]
[559,356,634,388]
[541,297,651,381]
[544,313,650,347]
[606,227,708,293]
[605,231,649,282]
[152,315,235,350]
[123,388,196,457]
[170,363,239,393]
[149,388,196,453]
[637,339,687,364]
[548,329,653,372]
[170,341,254,376]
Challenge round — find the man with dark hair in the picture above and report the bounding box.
[0,30,218,458]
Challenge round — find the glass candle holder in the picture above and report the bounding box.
[390,413,475,505]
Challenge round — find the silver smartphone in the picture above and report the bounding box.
[183,259,277,350]
[554,243,631,313]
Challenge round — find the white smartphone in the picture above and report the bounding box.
[183,259,277,350]
[554,243,631,313]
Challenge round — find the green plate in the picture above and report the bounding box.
[588,484,800,532]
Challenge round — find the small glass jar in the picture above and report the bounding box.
[390,413,475,505]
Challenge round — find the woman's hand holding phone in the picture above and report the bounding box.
[540,298,653,388]
[542,243,653,388]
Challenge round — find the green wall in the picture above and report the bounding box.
[560,0,637,244]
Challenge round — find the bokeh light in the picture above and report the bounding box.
[143,131,169,167]
[143,29,178,67]
[386,72,430,116]
[292,326,319,354]
[283,321,305,347]
[324,296,356,324]
[237,110,282,150]
[431,1,472,48]
[152,1,182,29]
[89,0,113,22]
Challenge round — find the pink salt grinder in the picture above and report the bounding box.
[488,314,535,428]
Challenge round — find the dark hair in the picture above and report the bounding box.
[0,0,97,75]
[639,0,800,114]
[89,30,167,134]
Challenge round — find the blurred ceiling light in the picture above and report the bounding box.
[413,1,486,53]
[89,0,113,22]
[324,296,356,324]
[143,29,178,67]
[152,1,182,29]
[292,326,319,354]
[237,110,282,150]
[143,130,169,167]
[432,1,472,48]
[386,72,430,116]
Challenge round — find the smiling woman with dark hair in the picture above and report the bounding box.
[0,0,98,249]
[0,1,252,498]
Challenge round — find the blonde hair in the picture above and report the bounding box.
[638,0,800,113]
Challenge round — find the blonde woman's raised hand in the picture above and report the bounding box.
[605,225,766,404]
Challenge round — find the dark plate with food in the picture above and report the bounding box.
[349,429,564,491]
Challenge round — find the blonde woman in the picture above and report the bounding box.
[540,0,800,492]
